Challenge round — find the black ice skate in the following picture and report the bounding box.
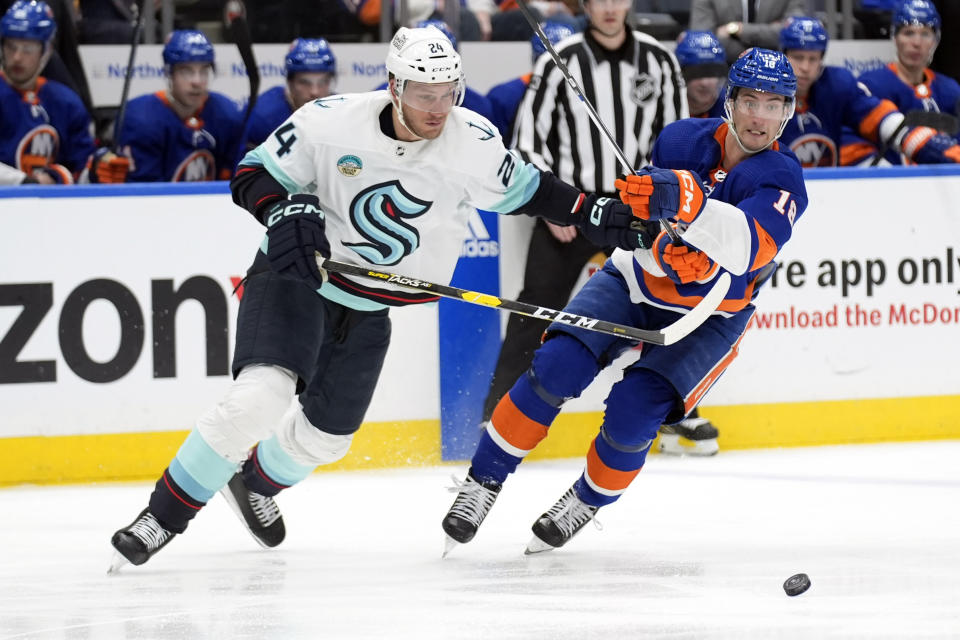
[441,469,502,557]
[658,416,720,456]
[525,486,599,554]
[108,508,176,573]
[219,473,286,548]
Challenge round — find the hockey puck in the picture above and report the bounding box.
[783,573,811,596]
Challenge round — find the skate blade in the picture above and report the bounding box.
[107,551,129,575]
[218,485,272,550]
[442,535,460,559]
[658,434,719,457]
[524,536,556,555]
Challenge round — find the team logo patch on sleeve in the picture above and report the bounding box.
[337,154,363,177]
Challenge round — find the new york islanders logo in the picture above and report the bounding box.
[15,125,59,174]
[344,181,431,265]
[172,150,216,181]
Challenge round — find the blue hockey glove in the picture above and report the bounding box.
[902,127,960,164]
[577,194,659,251]
[615,167,707,223]
[264,194,330,290]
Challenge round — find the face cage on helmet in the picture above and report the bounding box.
[722,87,796,153]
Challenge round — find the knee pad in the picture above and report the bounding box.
[530,334,600,402]
[196,364,297,463]
[275,409,354,467]
[603,368,678,446]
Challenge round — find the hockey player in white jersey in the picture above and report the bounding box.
[108,24,656,571]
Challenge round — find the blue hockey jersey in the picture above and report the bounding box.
[780,65,899,167]
[0,75,93,179]
[486,73,530,140]
[841,63,960,165]
[613,118,807,314]
[117,90,243,182]
[243,85,292,150]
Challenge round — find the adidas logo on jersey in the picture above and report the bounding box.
[461,209,499,258]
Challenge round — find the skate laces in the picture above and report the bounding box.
[129,512,171,551]
[545,488,601,537]
[447,474,498,527]
[249,491,281,527]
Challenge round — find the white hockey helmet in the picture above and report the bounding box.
[385,25,464,107]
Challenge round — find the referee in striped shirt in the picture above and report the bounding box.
[482,0,687,423]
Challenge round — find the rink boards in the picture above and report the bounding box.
[1,167,959,485]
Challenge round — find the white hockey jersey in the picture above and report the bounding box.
[244,90,541,311]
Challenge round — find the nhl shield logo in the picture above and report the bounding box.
[337,154,363,177]
[631,72,656,105]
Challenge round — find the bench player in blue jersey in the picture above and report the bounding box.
[0,0,94,184]
[92,29,244,183]
[443,48,809,554]
[840,0,960,166]
[777,15,959,168]
[676,30,728,120]
[242,38,337,152]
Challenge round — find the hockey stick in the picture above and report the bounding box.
[318,257,731,346]
[514,0,681,243]
[225,1,259,132]
[112,0,146,152]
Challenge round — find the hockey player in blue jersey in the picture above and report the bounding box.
[841,0,960,166]
[242,38,337,151]
[106,25,653,571]
[779,15,959,168]
[0,0,93,183]
[95,29,244,183]
[486,20,578,139]
[676,30,727,119]
[443,48,809,554]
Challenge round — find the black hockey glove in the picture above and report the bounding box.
[264,194,330,290]
[577,194,659,251]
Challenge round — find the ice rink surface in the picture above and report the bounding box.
[2,441,959,639]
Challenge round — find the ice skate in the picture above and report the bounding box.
[441,469,502,557]
[658,416,719,456]
[219,473,285,548]
[108,508,176,573]
[525,486,599,554]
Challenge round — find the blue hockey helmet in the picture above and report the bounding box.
[892,0,941,35]
[162,29,215,68]
[531,21,577,62]
[726,47,797,100]
[675,30,726,80]
[414,19,458,51]
[779,16,828,52]
[0,0,56,46]
[723,48,797,147]
[285,38,336,76]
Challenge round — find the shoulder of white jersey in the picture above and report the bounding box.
[448,106,501,142]
[293,91,389,136]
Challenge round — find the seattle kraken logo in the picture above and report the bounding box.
[344,181,431,265]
